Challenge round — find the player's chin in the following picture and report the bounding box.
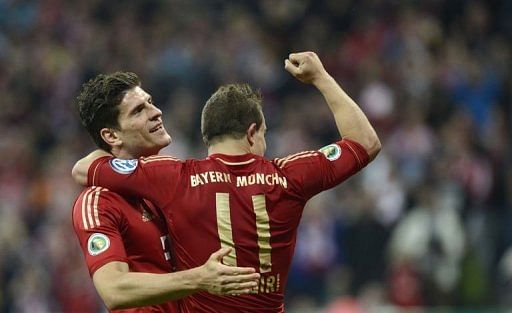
[151,128,171,141]
[157,132,172,146]
[148,136,170,151]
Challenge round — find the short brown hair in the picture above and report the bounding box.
[201,84,263,145]
[76,72,140,152]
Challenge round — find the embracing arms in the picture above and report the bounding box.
[93,248,259,310]
[72,149,110,186]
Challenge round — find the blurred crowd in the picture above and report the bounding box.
[1,0,511,312]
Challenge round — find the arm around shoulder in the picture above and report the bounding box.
[72,149,112,186]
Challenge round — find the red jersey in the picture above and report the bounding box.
[72,186,178,313]
[87,139,369,312]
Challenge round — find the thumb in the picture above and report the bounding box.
[284,59,300,76]
[209,247,232,262]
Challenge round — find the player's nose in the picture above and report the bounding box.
[148,103,162,120]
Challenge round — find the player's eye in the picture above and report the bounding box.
[133,105,144,115]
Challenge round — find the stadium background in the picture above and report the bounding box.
[1,0,511,312]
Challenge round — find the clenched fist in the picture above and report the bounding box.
[284,51,330,85]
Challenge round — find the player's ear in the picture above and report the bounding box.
[246,123,258,146]
[100,127,122,148]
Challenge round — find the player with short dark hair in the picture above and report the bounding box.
[201,83,263,146]
[77,72,141,153]
[72,51,381,312]
[72,71,260,312]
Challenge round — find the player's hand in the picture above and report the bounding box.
[198,248,260,296]
[284,51,330,85]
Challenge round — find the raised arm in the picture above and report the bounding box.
[72,149,111,186]
[284,51,381,160]
[93,248,260,310]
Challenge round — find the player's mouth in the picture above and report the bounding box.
[149,123,164,133]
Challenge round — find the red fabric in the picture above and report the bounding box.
[72,186,178,313]
[88,139,369,312]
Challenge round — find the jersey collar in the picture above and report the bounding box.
[208,153,262,166]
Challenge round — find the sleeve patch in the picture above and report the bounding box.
[87,233,110,256]
[109,158,138,174]
[319,144,342,161]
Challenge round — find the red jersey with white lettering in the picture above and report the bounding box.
[72,187,178,313]
[87,139,369,313]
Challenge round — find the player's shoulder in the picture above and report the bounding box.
[185,156,223,169]
[74,186,121,203]
[72,186,128,216]
[139,155,183,166]
[272,141,350,168]
[72,186,130,231]
[105,154,183,173]
[272,149,322,169]
[74,186,102,206]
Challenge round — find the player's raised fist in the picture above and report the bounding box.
[284,51,328,85]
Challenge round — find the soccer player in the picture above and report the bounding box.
[72,52,381,312]
[72,72,260,312]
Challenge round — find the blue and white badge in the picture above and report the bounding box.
[319,144,342,161]
[87,233,110,256]
[109,158,138,174]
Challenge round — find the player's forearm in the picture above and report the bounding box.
[314,74,381,160]
[72,149,111,185]
[96,267,203,310]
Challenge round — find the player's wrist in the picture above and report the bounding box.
[181,266,205,292]
[312,73,335,89]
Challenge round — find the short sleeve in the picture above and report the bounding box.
[274,139,370,200]
[72,186,129,276]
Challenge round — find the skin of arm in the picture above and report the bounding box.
[93,248,260,310]
[72,149,111,186]
[284,51,381,160]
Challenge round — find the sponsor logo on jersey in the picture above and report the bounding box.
[109,158,138,174]
[319,144,342,161]
[87,233,110,256]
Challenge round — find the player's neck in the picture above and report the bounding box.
[111,146,156,159]
[208,138,252,156]
[112,149,137,159]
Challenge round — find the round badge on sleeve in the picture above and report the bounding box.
[319,144,342,161]
[109,158,138,174]
[87,233,110,256]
